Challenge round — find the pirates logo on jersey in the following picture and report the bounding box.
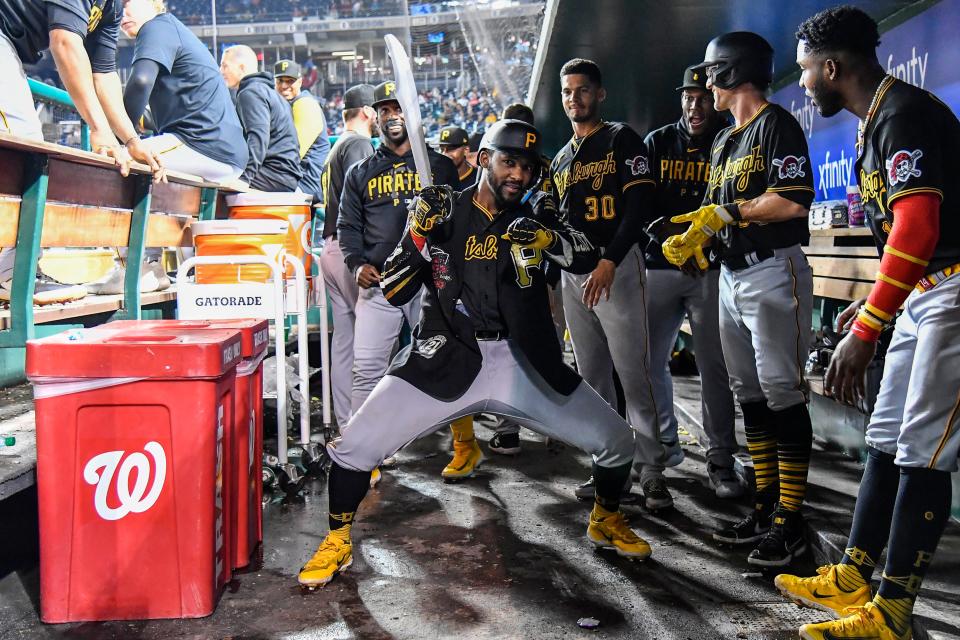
[430,246,452,290]
[415,335,447,359]
[772,155,807,180]
[886,149,923,186]
[626,154,650,176]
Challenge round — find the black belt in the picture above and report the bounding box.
[723,248,774,271]
[475,330,508,341]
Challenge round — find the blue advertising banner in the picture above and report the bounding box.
[771,0,960,201]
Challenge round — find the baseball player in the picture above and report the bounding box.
[437,125,478,190]
[663,32,815,566]
[643,65,741,499]
[318,83,377,428]
[776,8,960,639]
[337,80,458,415]
[549,58,665,508]
[298,120,660,587]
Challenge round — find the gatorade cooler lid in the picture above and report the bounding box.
[226,192,313,208]
[191,220,289,237]
[25,326,243,380]
[107,319,270,359]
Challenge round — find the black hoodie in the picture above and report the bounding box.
[337,143,458,274]
[235,72,302,191]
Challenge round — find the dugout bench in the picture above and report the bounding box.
[0,131,238,387]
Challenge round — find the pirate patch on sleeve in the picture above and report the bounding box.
[626,154,650,176]
[885,149,923,186]
[772,155,807,180]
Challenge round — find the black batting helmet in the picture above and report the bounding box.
[697,31,774,90]
[479,119,543,184]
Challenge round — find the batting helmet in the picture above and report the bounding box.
[479,119,543,183]
[479,119,542,158]
[697,31,774,90]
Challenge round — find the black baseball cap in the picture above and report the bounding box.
[274,59,301,79]
[468,131,484,153]
[372,80,398,108]
[438,126,469,147]
[343,84,375,109]
[677,64,708,91]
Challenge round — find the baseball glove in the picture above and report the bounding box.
[645,216,706,277]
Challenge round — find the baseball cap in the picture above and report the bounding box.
[372,80,398,108]
[274,59,301,79]
[438,126,469,147]
[676,64,708,91]
[343,84,376,109]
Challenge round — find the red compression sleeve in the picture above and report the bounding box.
[851,192,940,342]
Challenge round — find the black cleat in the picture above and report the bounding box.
[714,508,772,545]
[747,507,807,567]
[488,432,521,455]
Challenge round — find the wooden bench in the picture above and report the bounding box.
[0,132,235,385]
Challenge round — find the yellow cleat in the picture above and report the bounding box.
[370,467,382,488]
[441,438,483,481]
[799,602,911,640]
[298,531,353,588]
[775,564,871,618]
[587,509,652,560]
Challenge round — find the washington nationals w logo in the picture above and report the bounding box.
[83,442,167,521]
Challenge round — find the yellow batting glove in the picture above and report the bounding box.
[501,217,556,250]
[662,234,710,271]
[670,203,741,239]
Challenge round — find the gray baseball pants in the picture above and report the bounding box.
[561,246,662,464]
[328,339,651,472]
[351,284,422,414]
[319,237,359,426]
[646,268,738,468]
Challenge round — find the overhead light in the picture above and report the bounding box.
[332,50,355,56]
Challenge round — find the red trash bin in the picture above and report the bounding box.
[26,326,243,623]
[108,319,269,569]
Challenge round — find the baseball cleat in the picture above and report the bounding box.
[641,476,674,510]
[713,508,772,545]
[369,467,382,488]
[298,532,353,588]
[748,508,807,567]
[799,602,910,640]
[442,438,484,481]
[488,431,521,455]
[587,509,652,560]
[775,565,871,618]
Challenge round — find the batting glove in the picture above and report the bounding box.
[670,203,741,240]
[501,216,556,251]
[409,185,454,238]
[662,234,710,271]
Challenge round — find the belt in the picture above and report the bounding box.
[916,262,960,293]
[475,329,508,341]
[722,248,774,271]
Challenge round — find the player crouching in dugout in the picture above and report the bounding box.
[297,120,662,587]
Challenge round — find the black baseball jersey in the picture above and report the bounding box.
[337,144,458,274]
[452,164,479,191]
[379,185,598,400]
[0,0,120,72]
[320,131,376,239]
[551,121,655,265]
[856,77,960,272]
[644,117,726,269]
[704,103,814,262]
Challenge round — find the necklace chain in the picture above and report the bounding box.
[857,75,893,155]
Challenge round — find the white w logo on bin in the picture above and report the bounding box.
[83,442,167,521]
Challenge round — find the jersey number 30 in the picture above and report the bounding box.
[584,195,616,221]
